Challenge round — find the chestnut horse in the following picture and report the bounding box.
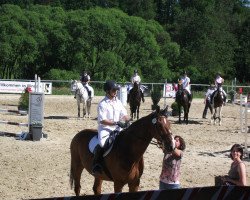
[211,85,224,125]
[69,106,174,196]
[175,82,191,124]
[128,82,142,120]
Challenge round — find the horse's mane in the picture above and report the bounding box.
[115,111,155,146]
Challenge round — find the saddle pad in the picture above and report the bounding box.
[89,135,113,157]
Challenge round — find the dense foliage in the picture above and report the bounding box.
[0,0,249,84]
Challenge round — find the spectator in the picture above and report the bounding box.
[220,144,247,186]
[159,135,186,189]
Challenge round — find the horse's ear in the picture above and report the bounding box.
[161,106,169,117]
[164,105,168,113]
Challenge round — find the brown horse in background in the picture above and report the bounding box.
[211,85,224,125]
[69,106,174,196]
[128,82,142,120]
[175,82,191,124]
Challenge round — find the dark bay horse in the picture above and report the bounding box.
[70,106,174,196]
[175,82,191,124]
[211,85,224,125]
[128,82,142,120]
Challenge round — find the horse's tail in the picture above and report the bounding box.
[69,149,74,190]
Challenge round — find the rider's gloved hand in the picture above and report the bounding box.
[115,121,127,128]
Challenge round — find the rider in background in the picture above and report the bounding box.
[131,69,141,84]
[127,69,145,103]
[92,80,130,175]
[180,71,192,103]
[211,73,227,105]
[80,71,92,99]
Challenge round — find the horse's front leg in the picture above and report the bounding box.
[137,106,139,120]
[130,110,133,121]
[114,181,125,193]
[77,102,80,118]
[210,108,214,124]
[128,178,140,192]
[185,112,188,124]
[93,177,103,195]
[178,106,181,123]
[213,108,217,125]
[218,107,222,126]
[183,107,188,124]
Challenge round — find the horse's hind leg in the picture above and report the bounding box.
[219,107,222,126]
[87,100,91,118]
[82,102,87,119]
[93,177,103,195]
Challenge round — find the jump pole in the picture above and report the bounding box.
[240,94,250,158]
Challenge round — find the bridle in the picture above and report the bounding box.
[151,113,174,151]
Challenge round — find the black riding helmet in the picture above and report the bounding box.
[103,80,120,92]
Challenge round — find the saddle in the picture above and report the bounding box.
[83,84,91,98]
[89,130,120,157]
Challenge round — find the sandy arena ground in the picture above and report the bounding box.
[0,94,249,199]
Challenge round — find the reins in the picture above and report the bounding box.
[150,139,162,149]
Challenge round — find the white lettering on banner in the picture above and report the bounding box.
[0,81,52,94]
[163,83,176,98]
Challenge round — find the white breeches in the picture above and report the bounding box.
[98,128,111,147]
[184,87,191,94]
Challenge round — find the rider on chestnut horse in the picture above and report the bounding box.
[92,80,130,175]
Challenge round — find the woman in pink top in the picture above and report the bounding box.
[159,135,186,189]
[221,144,247,186]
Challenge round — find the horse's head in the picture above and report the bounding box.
[177,80,183,91]
[215,85,224,99]
[133,81,140,90]
[151,106,175,151]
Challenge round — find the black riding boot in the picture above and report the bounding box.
[84,85,91,98]
[141,91,145,102]
[88,90,91,98]
[92,145,104,175]
[224,95,227,105]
